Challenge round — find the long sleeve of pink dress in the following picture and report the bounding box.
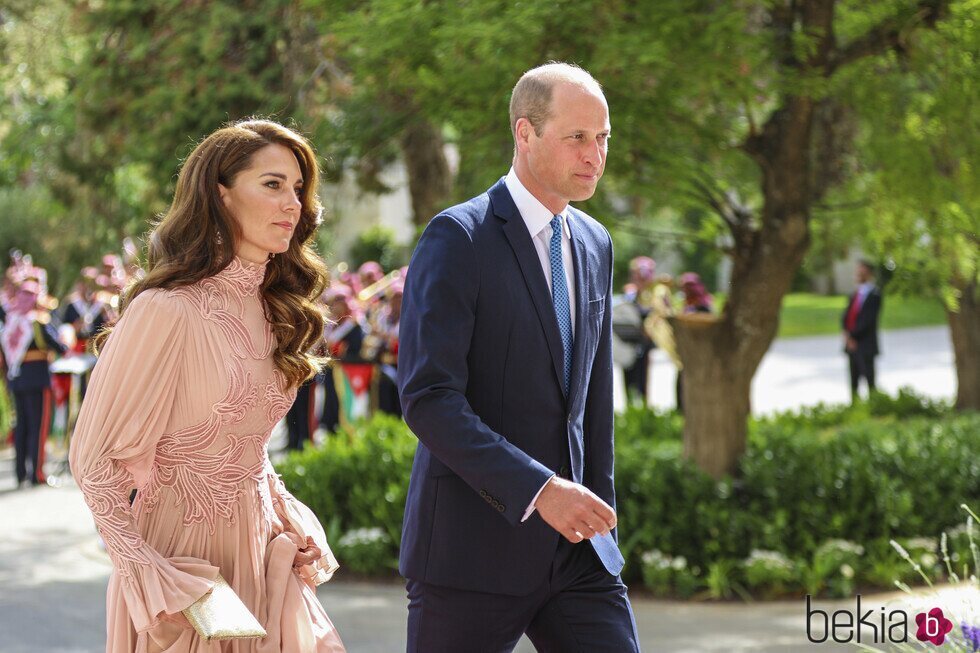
[69,258,345,653]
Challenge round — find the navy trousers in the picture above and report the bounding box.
[406,538,640,653]
[848,349,877,398]
[13,389,50,484]
[285,380,315,450]
[320,369,341,433]
[378,367,402,417]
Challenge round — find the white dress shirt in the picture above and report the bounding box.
[503,168,576,521]
[504,168,576,338]
[855,282,874,307]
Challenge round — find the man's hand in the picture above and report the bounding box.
[846,337,857,352]
[534,476,617,543]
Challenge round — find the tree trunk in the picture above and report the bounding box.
[673,316,752,478]
[399,118,452,227]
[674,84,817,477]
[947,279,980,411]
[672,228,807,478]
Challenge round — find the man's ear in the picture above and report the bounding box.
[515,118,534,153]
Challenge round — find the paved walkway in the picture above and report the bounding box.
[3,481,976,652]
[620,326,956,414]
[1,326,971,652]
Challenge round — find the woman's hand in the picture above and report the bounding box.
[290,535,323,589]
[292,535,322,568]
[160,610,193,629]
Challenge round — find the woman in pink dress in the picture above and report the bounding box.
[70,119,346,652]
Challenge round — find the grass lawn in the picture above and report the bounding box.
[777,293,947,338]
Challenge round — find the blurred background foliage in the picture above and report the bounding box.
[1,1,976,457]
[2,0,973,298]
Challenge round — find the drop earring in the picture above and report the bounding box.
[215,230,223,246]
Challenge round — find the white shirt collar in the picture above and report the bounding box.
[504,167,571,240]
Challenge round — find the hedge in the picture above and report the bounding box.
[277,389,979,598]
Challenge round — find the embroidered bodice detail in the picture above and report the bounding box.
[132,259,295,534]
[263,369,294,425]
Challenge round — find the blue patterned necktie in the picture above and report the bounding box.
[549,215,573,394]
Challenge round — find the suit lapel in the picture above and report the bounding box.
[490,180,568,399]
[567,215,589,407]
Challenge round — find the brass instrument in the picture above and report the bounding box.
[357,270,403,362]
[360,329,385,362]
[357,269,403,303]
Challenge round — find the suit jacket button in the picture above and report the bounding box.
[491,499,499,508]
[479,490,487,498]
[497,504,505,513]
[559,466,570,479]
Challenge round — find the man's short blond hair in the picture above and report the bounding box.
[509,62,604,138]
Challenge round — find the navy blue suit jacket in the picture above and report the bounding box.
[842,287,882,357]
[398,179,624,596]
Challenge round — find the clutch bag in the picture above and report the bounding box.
[182,573,266,641]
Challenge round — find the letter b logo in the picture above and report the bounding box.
[915,607,953,645]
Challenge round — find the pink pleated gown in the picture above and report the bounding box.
[70,258,346,652]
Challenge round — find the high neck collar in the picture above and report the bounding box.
[213,256,268,296]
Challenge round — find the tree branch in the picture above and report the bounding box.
[685,173,737,232]
[681,169,757,246]
[827,0,948,74]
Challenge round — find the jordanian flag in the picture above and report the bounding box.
[333,363,374,425]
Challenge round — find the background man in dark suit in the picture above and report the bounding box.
[398,63,639,652]
[842,260,883,400]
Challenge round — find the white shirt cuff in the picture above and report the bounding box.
[522,474,556,522]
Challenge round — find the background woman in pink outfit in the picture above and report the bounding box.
[69,119,346,652]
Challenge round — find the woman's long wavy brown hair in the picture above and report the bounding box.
[95,119,329,388]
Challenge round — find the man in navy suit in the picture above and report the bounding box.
[842,260,883,400]
[398,63,640,652]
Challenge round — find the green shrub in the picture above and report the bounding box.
[277,391,979,601]
[804,539,864,598]
[740,412,977,554]
[335,527,396,575]
[704,558,746,600]
[867,387,949,419]
[615,405,683,445]
[277,414,416,567]
[746,387,948,436]
[639,549,674,596]
[743,550,798,598]
[639,549,702,598]
[863,539,915,587]
[597,391,975,598]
